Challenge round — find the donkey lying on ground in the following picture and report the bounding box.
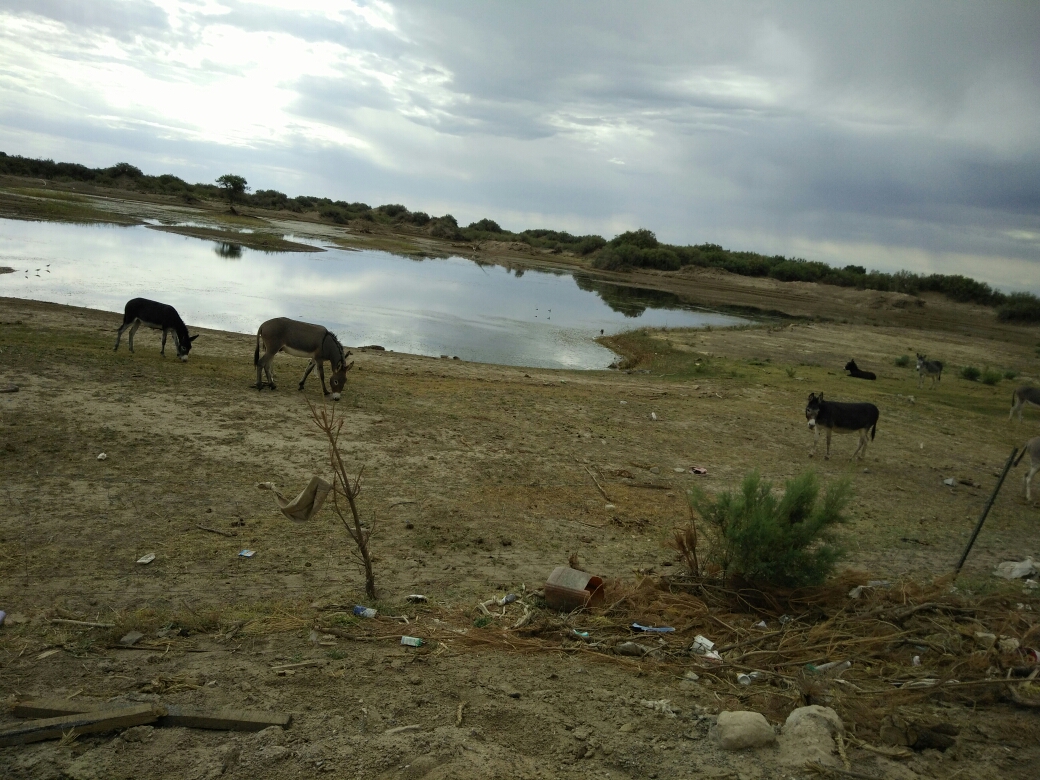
[844,359,876,380]
[114,298,198,361]
[916,353,943,388]
[805,392,879,460]
[255,318,353,399]
[1009,386,1040,422]
[1013,437,1040,501]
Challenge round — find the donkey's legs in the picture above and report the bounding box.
[317,361,330,395]
[114,319,134,351]
[127,321,141,353]
[264,355,276,390]
[160,327,169,356]
[298,359,317,391]
[256,350,277,390]
[1027,463,1038,501]
[851,430,868,461]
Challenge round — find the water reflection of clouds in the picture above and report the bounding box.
[0,219,745,369]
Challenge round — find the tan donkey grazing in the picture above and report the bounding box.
[1014,437,1040,501]
[254,318,353,399]
[1009,386,1040,422]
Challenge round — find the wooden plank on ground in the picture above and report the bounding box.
[161,705,292,731]
[11,699,292,732]
[0,704,164,747]
[11,698,97,718]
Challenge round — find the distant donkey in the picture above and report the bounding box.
[916,353,943,388]
[844,359,876,380]
[804,392,879,460]
[255,318,353,399]
[1013,437,1040,501]
[1009,386,1040,422]
[114,298,199,361]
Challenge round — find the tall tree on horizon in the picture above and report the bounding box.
[216,173,249,213]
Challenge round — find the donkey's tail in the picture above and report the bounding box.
[870,421,877,441]
[254,327,262,367]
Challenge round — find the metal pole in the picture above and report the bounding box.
[953,447,1018,578]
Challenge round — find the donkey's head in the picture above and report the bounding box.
[176,334,200,362]
[805,392,824,428]
[844,360,856,372]
[328,351,354,401]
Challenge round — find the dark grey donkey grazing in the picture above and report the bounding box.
[255,318,353,399]
[916,353,943,388]
[1013,437,1040,501]
[1009,386,1040,422]
[844,359,876,380]
[114,298,198,361]
[804,392,879,460]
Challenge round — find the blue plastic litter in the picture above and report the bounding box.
[632,623,675,633]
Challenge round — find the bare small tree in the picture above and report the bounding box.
[309,400,375,599]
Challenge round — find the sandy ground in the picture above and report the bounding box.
[2,217,1040,777]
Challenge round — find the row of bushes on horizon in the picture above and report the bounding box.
[2,151,1037,322]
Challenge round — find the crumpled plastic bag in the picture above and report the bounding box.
[994,557,1038,580]
[257,476,331,522]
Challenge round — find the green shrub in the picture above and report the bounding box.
[607,228,658,249]
[468,218,503,232]
[997,292,1040,324]
[960,366,981,382]
[894,355,910,368]
[688,470,850,588]
[1004,369,1018,380]
[980,368,1002,386]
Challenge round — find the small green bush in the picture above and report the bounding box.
[960,366,981,382]
[980,368,1002,386]
[1004,369,1018,380]
[688,470,850,588]
[785,366,796,378]
[894,355,910,368]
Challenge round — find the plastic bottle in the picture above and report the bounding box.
[401,636,423,647]
[353,605,377,618]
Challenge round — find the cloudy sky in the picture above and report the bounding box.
[1,0,1038,291]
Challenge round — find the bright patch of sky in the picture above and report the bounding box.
[0,0,1037,292]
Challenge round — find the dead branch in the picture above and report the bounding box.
[309,400,376,599]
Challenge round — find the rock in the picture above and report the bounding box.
[118,631,143,646]
[256,745,289,764]
[253,725,287,747]
[787,706,843,735]
[122,725,153,743]
[974,631,996,649]
[779,705,844,767]
[713,710,776,750]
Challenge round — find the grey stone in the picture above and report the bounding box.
[713,710,776,750]
[257,745,289,763]
[252,725,287,747]
[122,725,153,743]
[779,705,844,767]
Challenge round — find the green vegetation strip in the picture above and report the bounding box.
[0,189,141,225]
[146,224,323,253]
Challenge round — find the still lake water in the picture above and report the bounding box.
[0,218,745,369]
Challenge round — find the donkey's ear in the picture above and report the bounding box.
[190,334,200,342]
